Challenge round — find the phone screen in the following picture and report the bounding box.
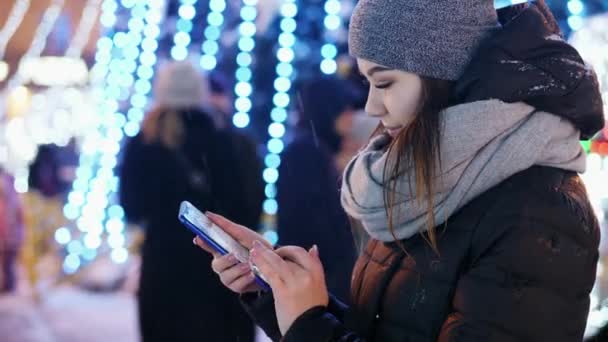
[180,202,250,263]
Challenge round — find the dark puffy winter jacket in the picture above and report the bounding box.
[241,2,604,341]
[455,0,604,139]
[244,166,599,341]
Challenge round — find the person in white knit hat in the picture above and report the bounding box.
[119,60,262,342]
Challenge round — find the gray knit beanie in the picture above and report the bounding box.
[349,0,500,80]
[154,60,209,109]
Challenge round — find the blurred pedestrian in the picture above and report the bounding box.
[21,145,67,297]
[275,76,358,304]
[335,108,379,173]
[119,61,262,342]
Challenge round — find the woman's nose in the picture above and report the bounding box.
[364,101,387,118]
[365,90,387,118]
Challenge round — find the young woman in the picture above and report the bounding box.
[195,1,604,341]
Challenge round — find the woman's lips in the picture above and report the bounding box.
[385,126,403,137]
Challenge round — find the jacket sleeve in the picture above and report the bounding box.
[241,291,357,342]
[437,200,599,341]
[281,306,366,342]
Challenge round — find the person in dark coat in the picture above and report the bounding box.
[194,1,604,341]
[119,61,262,342]
[276,76,358,304]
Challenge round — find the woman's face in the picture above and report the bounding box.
[357,58,423,138]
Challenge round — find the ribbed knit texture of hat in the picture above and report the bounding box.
[349,0,500,80]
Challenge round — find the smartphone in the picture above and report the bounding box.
[178,201,271,291]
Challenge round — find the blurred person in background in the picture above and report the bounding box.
[21,145,68,297]
[335,108,379,173]
[275,76,358,304]
[0,168,24,293]
[118,61,262,342]
[334,109,379,254]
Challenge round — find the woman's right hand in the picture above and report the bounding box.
[193,212,273,294]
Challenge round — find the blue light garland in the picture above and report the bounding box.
[170,0,197,60]
[60,0,124,273]
[105,0,165,265]
[231,0,258,128]
[567,0,585,31]
[261,0,298,217]
[60,0,165,272]
[200,0,228,70]
[320,0,341,74]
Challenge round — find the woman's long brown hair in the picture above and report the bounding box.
[375,77,453,255]
[141,107,185,150]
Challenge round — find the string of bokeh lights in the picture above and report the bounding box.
[100,0,165,266]
[58,0,124,271]
[567,0,586,31]
[200,0,228,71]
[232,0,257,128]
[122,0,164,137]
[320,0,341,74]
[61,0,141,271]
[170,0,197,61]
[260,0,298,221]
[59,0,166,272]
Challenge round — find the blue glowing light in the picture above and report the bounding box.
[263,199,278,215]
[233,113,250,128]
[263,230,279,246]
[55,227,71,245]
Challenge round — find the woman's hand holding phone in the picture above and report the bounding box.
[193,212,272,294]
[250,241,329,335]
[194,212,329,335]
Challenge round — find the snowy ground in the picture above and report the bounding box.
[0,256,271,342]
[0,286,271,342]
[0,295,55,342]
[0,287,137,342]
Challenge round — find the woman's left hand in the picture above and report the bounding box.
[250,241,329,335]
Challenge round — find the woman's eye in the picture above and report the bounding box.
[375,82,393,90]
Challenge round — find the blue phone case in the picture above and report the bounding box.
[178,201,271,291]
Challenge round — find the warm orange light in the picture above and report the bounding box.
[6,85,31,119]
